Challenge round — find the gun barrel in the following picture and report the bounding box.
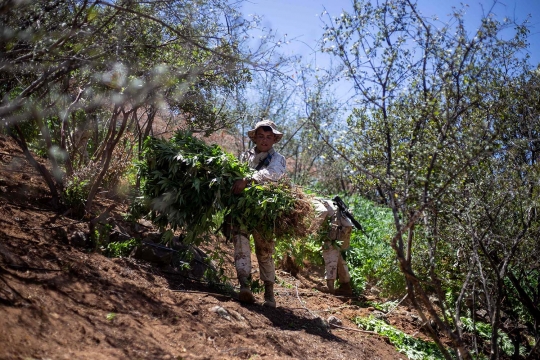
[333,196,366,233]
[347,213,363,230]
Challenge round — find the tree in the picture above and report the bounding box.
[320,0,535,358]
[0,0,264,212]
[439,69,540,358]
[294,63,354,194]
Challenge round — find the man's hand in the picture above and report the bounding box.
[232,178,249,195]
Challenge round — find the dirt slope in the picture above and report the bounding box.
[0,134,422,360]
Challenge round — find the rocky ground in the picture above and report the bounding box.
[0,133,436,360]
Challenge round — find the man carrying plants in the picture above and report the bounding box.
[231,119,287,308]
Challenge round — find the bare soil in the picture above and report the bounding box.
[0,134,432,360]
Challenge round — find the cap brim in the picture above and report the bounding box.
[248,129,283,143]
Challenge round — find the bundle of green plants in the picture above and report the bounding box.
[228,180,313,240]
[138,130,314,244]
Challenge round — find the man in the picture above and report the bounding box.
[231,119,286,308]
[313,198,354,296]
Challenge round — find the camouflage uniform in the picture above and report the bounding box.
[233,231,275,283]
[233,147,286,284]
[313,198,353,284]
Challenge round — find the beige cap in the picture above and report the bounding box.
[247,119,283,143]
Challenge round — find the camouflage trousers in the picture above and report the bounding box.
[313,199,352,283]
[233,231,275,283]
[321,242,351,283]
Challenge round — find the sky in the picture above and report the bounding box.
[241,0,540,66]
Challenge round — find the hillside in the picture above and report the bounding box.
[0,134,429,360]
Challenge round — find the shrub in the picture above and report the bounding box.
[344,195,405,297]
[62,175,90,216]
[106,238,139,258]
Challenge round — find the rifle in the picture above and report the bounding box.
[332,196,368,237]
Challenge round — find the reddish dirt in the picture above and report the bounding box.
[0,134,430,359]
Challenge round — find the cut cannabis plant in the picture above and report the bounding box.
[139,131,313,244]
[354,316,448,360]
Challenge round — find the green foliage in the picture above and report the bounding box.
[274,233,324,268]
[228,181,299,240]
[460,317,524,357]
[1,0,259,208]
[503,271,539,326]
[139,131,247,243]
[322,1,538,357]
[205,246,236,286]
[344,195,405,296]
[272,189,335,269]
[364,299,399,313]
[93,223,113,252]
[311,214,333,246]
[139,131,312,244]
[106,238,139,258]
[126,191,151,222]
[354,316,447,360]
[249,278,265,294]
[62,176,90,215]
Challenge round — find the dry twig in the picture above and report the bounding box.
[295,283,319,319]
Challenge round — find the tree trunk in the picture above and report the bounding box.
[84,107,132,213]
[10,125,59,207]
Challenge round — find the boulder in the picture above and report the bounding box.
[70,231,90,248]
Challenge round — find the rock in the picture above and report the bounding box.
[327,315,342,328]
[280,254,300,276]
[210,306,231,321]
[70,231,89,248]
[108,224,132,243]
[369,286,381,296]
[137,219,154,229]
[372,310,388,322]
[409,313,420,324]
[130,243,173,266]
[143,231,162,243]
[475,309,488,321]
[228,309,246,322]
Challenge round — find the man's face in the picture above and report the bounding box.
[254,128,277,153]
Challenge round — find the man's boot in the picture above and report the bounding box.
[316,279,335,294]
[238,277,255,304]
[335,282,353,296]
[263,281,276,308]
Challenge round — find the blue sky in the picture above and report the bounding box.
[241,0,540,66]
